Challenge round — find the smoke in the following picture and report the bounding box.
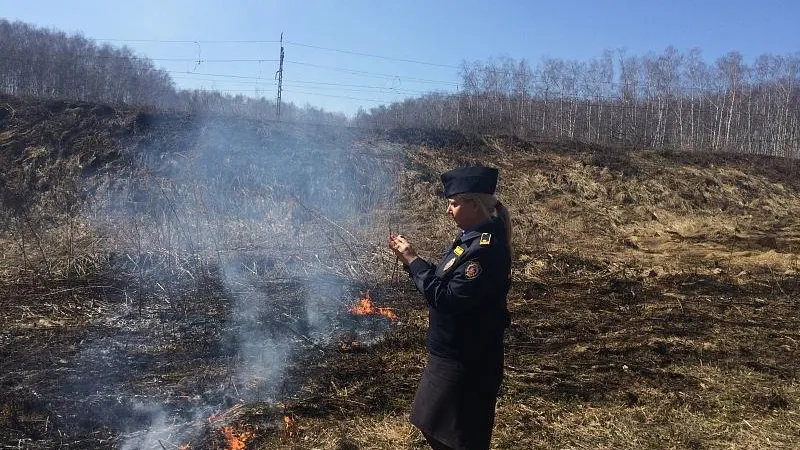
[118,402,214,450]
[118,404,170,450]
[219,261,291,400]
[74,114,397,444]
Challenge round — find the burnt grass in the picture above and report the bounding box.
[3,263,797,448]
[507,271,799,400]
[0,271,419,448]
[2,96,800,449]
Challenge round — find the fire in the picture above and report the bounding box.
[283,414,296,437]
[221,425,252,450]
[349,290,398,321]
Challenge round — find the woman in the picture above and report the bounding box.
[389,166,512,450]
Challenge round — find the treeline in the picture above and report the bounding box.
[3,18,797,154]
[354,48,800,158]
[0,19,347,125]
[0,20,175,106]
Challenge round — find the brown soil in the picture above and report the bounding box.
[1,96,798,449]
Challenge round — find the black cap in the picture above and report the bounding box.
[440,166,499,197]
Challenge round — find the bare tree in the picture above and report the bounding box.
[345,46,800,158]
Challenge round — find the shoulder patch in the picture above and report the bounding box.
[453,245,465,256]
[479,233,492,246]
[464,261,482,279]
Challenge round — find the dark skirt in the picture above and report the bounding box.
[410,353,503,450]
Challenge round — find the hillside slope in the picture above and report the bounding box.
[1,96,798,449]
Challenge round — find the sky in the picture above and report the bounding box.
[2,0,798,116]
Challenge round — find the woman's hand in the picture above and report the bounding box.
[388,234,419,265]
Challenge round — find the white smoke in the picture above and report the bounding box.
[119,402,215,450]
[76,117,397,445]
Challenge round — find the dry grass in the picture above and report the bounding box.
[1,101,799,449]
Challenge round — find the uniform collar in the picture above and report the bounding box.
[458,217,498,243]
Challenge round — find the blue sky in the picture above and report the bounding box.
[2,0,798,116]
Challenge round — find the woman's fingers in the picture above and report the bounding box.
[389,234,408,246]
[388,235,414,257]
[387,234,418,265]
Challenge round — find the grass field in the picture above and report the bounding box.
[1,97,798,449]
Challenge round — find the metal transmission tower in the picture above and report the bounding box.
[276,33,284,119]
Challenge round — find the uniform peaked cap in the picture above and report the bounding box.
[440,166,498,197]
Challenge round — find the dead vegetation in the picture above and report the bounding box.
[1,97,799,449]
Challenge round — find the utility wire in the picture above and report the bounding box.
[170,76,451,95]
[281,89,392,103]
[86,38,727,93]
[170,75,272,85]
[95,37,456,68]
[4,34,789,96]
[0,43,757,94]
[0,53,277,64]
[86,36,793,95]
[222,85,427,95]
[283,40,458,68]
[284,60,459,85]
[166,65,459,87]
[284,79,443,92]
[166,70,272,80]
[282,82,440,95]
[95,38,281,44]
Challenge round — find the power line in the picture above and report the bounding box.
[205,89,271,95]
[67,36,800,96]
[276,84,427,95]
[4,35,793,100]
[170,75,272,85]
[87,38,780,93]
[150,57,277,63]
[0,53,278,64]
[284,60,459,86]
[283,40,458,69]
[2,44,746,95]
[211,88,397,103]
[166,62,458,87]
[170,76,447,95]
[95,37,457,68]
[281,89,392,103]
[169,87,388,106]
[166,70,272,80]
[0,53,782,107]
[167,62,459,87]
[284,80,444,94]
[178,87,423,108]
[95,38,281,44]
[168,58,278,63]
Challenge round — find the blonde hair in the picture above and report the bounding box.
[457,193,513,250]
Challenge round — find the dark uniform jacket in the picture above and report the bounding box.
[407,216,511,362]
[406,216,511,449]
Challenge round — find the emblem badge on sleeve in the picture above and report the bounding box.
[464,261,482,279]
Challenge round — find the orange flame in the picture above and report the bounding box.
[349,290,398,321]
[283,414,296,437]
[221,426,252,450]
